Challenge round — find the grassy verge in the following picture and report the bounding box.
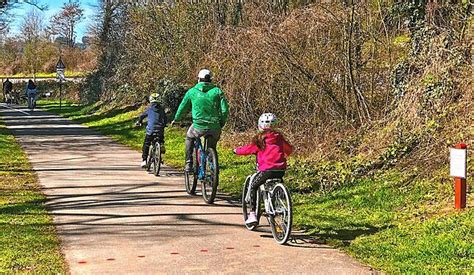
[0,119,67,273]
[38,100,473,273]
[295,173,473,273]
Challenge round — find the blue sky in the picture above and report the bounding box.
[9,0,98,42]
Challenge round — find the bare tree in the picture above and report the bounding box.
[48,0,84,47]
[20,8,44,80]
[1,0,46,33]
[21,8,44,41]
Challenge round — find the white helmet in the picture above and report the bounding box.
[198,69,212,82]
[258,113,278,131]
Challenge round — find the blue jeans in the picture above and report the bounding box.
[27,90,37,109]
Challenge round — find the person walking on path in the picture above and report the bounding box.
[25,80,38,109]
[2,78,12,103]
[171,69,229,172]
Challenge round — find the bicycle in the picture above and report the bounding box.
[184,135,219,204]
[145,134,162,176]
[135,122,163,176]
[242,175,293,245]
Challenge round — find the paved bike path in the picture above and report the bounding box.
[1,105,372,274]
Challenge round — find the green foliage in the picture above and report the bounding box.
[391,60,410,100]
[379,127,419,167]
[0,120,66,273]
[387,1,426,32]
[286,157,368,193]
[155,78,187,117]
[393,35,411,45]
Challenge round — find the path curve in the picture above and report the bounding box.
[1,105,372,274]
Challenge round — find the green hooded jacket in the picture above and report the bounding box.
[174,82,229,130]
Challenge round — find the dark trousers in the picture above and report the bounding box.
[142,131,164,161]
[249,170,285,211]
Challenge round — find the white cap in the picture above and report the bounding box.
[198,69,212,81]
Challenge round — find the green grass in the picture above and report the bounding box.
[0,119,67,273]
[37,100,474,273]
[294,173,473,273]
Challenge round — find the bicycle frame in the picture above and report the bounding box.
[194,137,208,181]
[245,176,281,216]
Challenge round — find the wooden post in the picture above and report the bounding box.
[454,143,467,209]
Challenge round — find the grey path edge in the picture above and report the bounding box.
[1,104,373,275]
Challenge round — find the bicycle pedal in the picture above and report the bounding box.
[276,225,284,233]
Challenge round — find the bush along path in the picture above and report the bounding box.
[1,103,369,274]
[0,114,67,273]
[37,100,473,273]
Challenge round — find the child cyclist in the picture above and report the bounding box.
[136,93,168,168]
[234,113,293,226]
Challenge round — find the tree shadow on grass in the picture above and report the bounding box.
[313,224,386,247]
[296,212,391,247]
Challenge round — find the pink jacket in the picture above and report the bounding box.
[235,132,293,171]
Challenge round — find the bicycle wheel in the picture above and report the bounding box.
[152,142,161,176]
[269,183,292,245]
[146,144,153,172]
[184,148,198,195]
[242,178,262,231]
[201,147,218,204]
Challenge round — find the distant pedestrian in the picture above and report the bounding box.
[25,80,38,109]
[2,78,12,103]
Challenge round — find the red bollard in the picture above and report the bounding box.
[453,143,467,209]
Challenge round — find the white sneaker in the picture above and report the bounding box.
[245,212,258,225]
[140,160,147,168]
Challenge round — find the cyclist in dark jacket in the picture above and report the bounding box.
[136,93,168,168]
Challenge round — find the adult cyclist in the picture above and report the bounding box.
[171,69,229,172]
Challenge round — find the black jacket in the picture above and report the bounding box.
[138,103,167,135]
[3,80,12,92]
